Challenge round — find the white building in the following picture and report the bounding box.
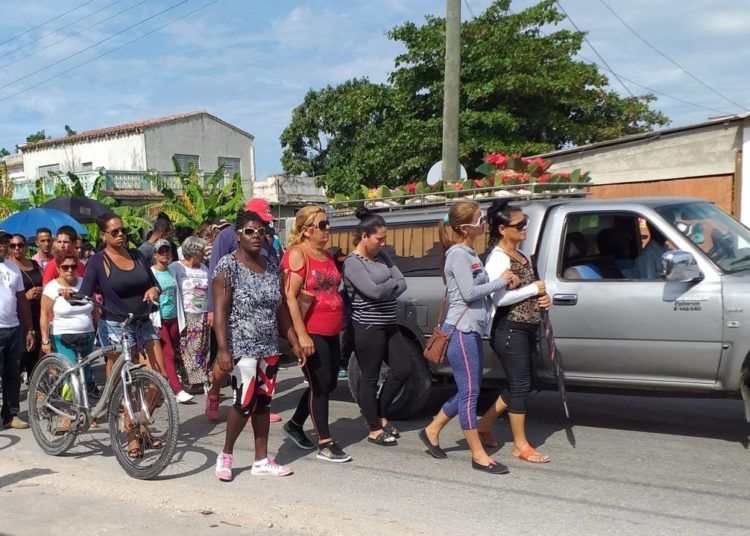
[15,111,255,200]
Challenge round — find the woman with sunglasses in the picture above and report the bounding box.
[343,207,410,446]
[280,206,351,463]
[40,251,98,396]
[477,200,551,464]
[7,234,43,380]
[213,209,304,480]
[419,201,519,474]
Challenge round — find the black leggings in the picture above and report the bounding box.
[490,320,537,414]
[353,322,412,431]
[291,334,340,440]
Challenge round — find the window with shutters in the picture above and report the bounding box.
[38,163,60,177]
[218,157,241,176]
[173,154,200,172]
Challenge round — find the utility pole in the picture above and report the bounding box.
[441,0,461,183]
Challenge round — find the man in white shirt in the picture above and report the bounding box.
[0,231,35,430]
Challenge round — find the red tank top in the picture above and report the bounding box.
[281,249,343,336]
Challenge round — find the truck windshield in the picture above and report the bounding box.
[655,201,750,273]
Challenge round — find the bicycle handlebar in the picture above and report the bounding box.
[67,293,159,326]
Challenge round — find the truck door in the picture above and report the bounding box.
[537,207,723,386]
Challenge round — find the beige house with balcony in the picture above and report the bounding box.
[14,111,255,201]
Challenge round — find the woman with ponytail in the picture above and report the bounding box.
[419,201,519,474]
[343,207,410,447]
[477,200,551,464]
[280,205,351,463]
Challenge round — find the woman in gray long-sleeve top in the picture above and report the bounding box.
[418,201,519,474]
[343,207,411,446]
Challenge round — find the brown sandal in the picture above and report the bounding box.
[512,445,550,463]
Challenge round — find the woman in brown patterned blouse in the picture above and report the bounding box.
[478,200,552,464]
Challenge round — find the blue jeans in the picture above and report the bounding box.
[440,326,483,430]
[0,326,24,424]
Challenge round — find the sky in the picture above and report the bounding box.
[0,0,748,181]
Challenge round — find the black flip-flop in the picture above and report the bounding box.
[368,432,398,446]
[418,429,447,459]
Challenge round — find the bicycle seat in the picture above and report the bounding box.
[59,333,90,356]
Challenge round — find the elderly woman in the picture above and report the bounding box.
[169,236,211,394]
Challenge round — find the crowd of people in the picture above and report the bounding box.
[0,195,552,480]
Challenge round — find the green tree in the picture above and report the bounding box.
[280,0,669,194]
[26,130,49,144]
[64,125,77,136]
[0,148,10,157]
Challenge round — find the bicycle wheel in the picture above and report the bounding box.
[28,354,79,455]
[107,367,179,479]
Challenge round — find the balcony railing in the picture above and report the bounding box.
[12,169,232,200]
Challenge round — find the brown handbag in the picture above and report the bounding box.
[295,246,315,320]
[423,293,469,364]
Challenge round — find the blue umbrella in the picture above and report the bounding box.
[0,208,88,240]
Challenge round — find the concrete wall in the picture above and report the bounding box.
[143,114,255,196]
[543,121,743,185]
[254,174,327,205]
[21,133,147,181]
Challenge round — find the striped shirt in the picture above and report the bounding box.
[343,251,406,325]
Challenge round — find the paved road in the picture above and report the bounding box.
[1,365,748,536]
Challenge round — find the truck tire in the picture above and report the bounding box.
[347,336,432,420]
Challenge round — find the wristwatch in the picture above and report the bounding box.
[42,338,51,345]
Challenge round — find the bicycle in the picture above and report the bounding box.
[28,295,179,480]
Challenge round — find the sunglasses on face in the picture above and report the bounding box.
[463,214,486,228]
[105,227,126,237]
[506,217,528,231]
[59,264,78,271]
[241,227,266,237]
[9,243,25,249]
[308,219,330,231]
[156,247,171,254]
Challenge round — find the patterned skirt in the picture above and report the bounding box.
[179,312,210,385]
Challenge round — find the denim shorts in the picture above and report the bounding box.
[98,319,159,350]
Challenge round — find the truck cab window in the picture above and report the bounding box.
[561,213,670,281]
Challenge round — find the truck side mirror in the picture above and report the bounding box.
[662,250,703,282]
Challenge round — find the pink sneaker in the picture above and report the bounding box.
[250,457,293,477]
[215,452,233,481]
[270,412,282,423]
[205,393,220,421]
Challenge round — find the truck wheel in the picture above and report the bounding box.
[347,336,432,420]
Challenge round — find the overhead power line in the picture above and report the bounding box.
[574,51,732,116]
[0,0,150,71]
[0,0,190,92]
[555,1,635,98]
[463,0,477,19]
[0,0,126,61]
[0,0,97,48]
[0,0,221,104]
[596,0,747,111]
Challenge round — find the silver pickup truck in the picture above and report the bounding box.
[328,192,750,420]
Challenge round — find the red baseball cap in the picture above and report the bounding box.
[245,198,276,223]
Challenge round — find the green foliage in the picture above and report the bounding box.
[0,148,10,157]
[280,0,668,195]
[64,125,77,136]
[147,159,245,230]
[26,130,49,144]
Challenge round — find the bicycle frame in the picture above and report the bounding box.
[41,313,149,428]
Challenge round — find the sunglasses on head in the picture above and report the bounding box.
[105,227,126,237]
[505,217,528,231]
[9,242,25,249]
[241,227,266,237]
[59,263,78,271]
